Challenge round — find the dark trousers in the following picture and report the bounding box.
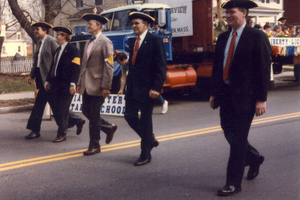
[26,68,51,132]
[219,87,260,187]
[82,92,104,149]
[125,98,155,159]
[48,81,81,137]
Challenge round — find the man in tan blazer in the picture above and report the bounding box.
[77,13,114,156]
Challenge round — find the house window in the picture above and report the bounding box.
[17,34,21,40]
[95,0,103,6]
[2,46,5,54]
[18,46,21,52]
[76,0,84,8]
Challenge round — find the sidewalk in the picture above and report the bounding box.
[0,91,35,114]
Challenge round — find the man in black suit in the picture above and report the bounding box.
[209,0,271,196]
[125,12,167,166]
[44,26,85,143]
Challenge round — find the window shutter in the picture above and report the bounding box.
[266,0,270,3]
[277,0,280,3]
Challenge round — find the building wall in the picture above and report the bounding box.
[283,0,300,25]
[1,27,27,58]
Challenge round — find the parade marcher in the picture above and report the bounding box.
[25,22,59,139]
[125,12,167,166]
[115,52,168,114]
[209,0,271,196]
[44,26,84,143]
[278,17,287,27]
[77,13,115,156]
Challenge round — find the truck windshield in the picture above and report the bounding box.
[102,9,136,32]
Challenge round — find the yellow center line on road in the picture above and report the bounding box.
[1,112,300,172]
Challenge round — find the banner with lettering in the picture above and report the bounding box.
[70,94,126,116]
[269,37,300,46]
[148,0,193,37]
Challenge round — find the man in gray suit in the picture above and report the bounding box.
[25,22,59,139]
[77,13,114,156]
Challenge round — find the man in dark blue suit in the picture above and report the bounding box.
[125,12,167,166]
[45,26,84,143]
[209,0,271,196]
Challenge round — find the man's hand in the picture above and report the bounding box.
[44,82,50,91]
[70,85,76,95]
[102,89,110,98]
[149,90,159,99]
[209,96,215,109]
[27,77,32,84]
[117,90,123,96]
[77,86,81,94]
[255,101,266,116]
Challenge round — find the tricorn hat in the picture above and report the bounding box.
[222,0,258,9]
[278,17,287,22]
[53,26,73,35]
[128,12,155,23]
[81,13,109,24]
[31,21,53,29]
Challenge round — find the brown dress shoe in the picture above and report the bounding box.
[76,119,86,135]
[53,136,66,143]
[105,124,117,144]
[83,147,101,156]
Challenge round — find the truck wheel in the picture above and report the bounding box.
[294,64,300,83]
[273,63,282,74]
[190,77,211,101]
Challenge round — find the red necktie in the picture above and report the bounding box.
[51,47,61,78]
[223,30,237,81]
[131,36,140,65]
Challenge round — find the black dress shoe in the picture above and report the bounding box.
[150,140,159,151]
[217,185,241,196]
[133,158,151,166]
[53,136,66,143]
[105,124,117,144]
[25,131,40,139]
[76,119,86,135]
[247,155,265,180]
[83,147,101,156]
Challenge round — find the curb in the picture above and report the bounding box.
[0,104,34,114]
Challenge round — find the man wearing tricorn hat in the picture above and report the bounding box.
[278,17,287,27]
[77,12,115,156]
[209,0,271,196]
[25,21,59,139]
[44,26,84,143]
[125,12,166,166]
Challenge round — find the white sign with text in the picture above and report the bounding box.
[70,94,125,116]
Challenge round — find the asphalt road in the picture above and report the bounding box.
[0,78,300,200]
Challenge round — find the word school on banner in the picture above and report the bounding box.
[70,94,125,116]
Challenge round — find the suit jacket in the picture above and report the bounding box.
[126,31,167,101]
[30,35,59,85]
[211,25,272,111]
[46,42,81,91]
[77,33,114,96]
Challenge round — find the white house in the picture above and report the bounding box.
[1,25,28,58]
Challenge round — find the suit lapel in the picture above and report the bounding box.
[233,25,250,60]
[135,32,150,62]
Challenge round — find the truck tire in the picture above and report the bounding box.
[269,80,276,90]
[190,77,211,101]
[294,64,300,83]
[273,63,282,74]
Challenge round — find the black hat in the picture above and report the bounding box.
[53,26,73,35]
[222,0,258,9]
[81,13,108,24]
[278,17,287,21]
[128,12,155,23]
[31,21,53,29]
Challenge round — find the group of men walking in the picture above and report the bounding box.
[24,0,272,196]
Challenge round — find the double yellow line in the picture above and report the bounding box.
[1,112,300,172]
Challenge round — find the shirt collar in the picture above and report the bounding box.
[138,30,148,40]
[41,35,48,43]
[95,31,101,40]
[60,42,68,51]
[232,22,246,37]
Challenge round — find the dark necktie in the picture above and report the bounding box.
[51,47,61,78]
[35,41,42,66]
[223,30,237,81]
[131,36,140,65]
